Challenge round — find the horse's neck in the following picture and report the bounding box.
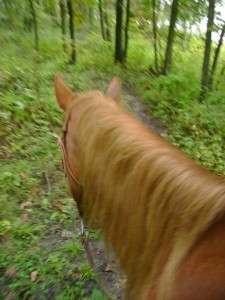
[168,219,225,300]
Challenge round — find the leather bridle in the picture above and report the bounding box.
[58,111,84,217]
[58,134,81,187]
[58,102,82,188]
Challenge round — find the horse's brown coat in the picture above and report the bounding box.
[54,74,225,300]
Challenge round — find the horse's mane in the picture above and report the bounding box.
[68,91,225,299]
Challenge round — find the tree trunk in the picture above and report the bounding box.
[60,0,67,53]
[29,0,39,51]
[162,0,179,75]
[200,0,215,99]
[67,0,76,64]
[104,11,111,42]
[98,0,106,41]
[152,0,159,72]
[115,0,124,63]
[124,0,130,60]
[209,24,225,90]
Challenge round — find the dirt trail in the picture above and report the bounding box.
[86,91,167,299]
[124,90,167,138]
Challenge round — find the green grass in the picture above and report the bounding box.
[0,8,224,300]
[0,22,105,299]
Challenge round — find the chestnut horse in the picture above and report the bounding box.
[54,74,225,300]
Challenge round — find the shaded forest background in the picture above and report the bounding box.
[0,0,225,299]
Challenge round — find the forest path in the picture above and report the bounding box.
[86,90,167,299]
[124,88,167,138]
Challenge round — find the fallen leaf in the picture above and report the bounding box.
[96,249,101,255]
[4,266,17,278]
[3,152,12,160]
[50,225,60,232]
[104,263,113,272]
[61,230,75,239]
[20,213,28,223]
[30,271,38,282]
[20,201,32,209]
[115,278,127,289]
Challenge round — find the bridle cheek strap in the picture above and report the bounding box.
[58,136,81,187]
[58,134,84,219]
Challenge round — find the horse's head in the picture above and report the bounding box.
[54,74,122,206]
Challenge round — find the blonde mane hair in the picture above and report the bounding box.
[55,76,225,300]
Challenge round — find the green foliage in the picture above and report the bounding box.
[0,14,103,300]
[119,35,224,176]
[0,2,224,299]
[84,289,108,300]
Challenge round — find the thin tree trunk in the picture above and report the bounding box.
[67,0,76,64]
[152,0,159,72]
[200,0,215,99]
[124,0,130,60]
[60,0,67,53]
[98,0,106,41]
[209,24,225,90]
[115,0,124,63]
[104,11,111,42]
[162,0,179,75]
[29,0,39,51]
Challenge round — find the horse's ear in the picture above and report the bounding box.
[54,73,74,111]
[106,77,122,103]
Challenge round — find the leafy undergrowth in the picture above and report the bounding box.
[127,69,225,176]
[0,12,224,300]
[0,25,106,300]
